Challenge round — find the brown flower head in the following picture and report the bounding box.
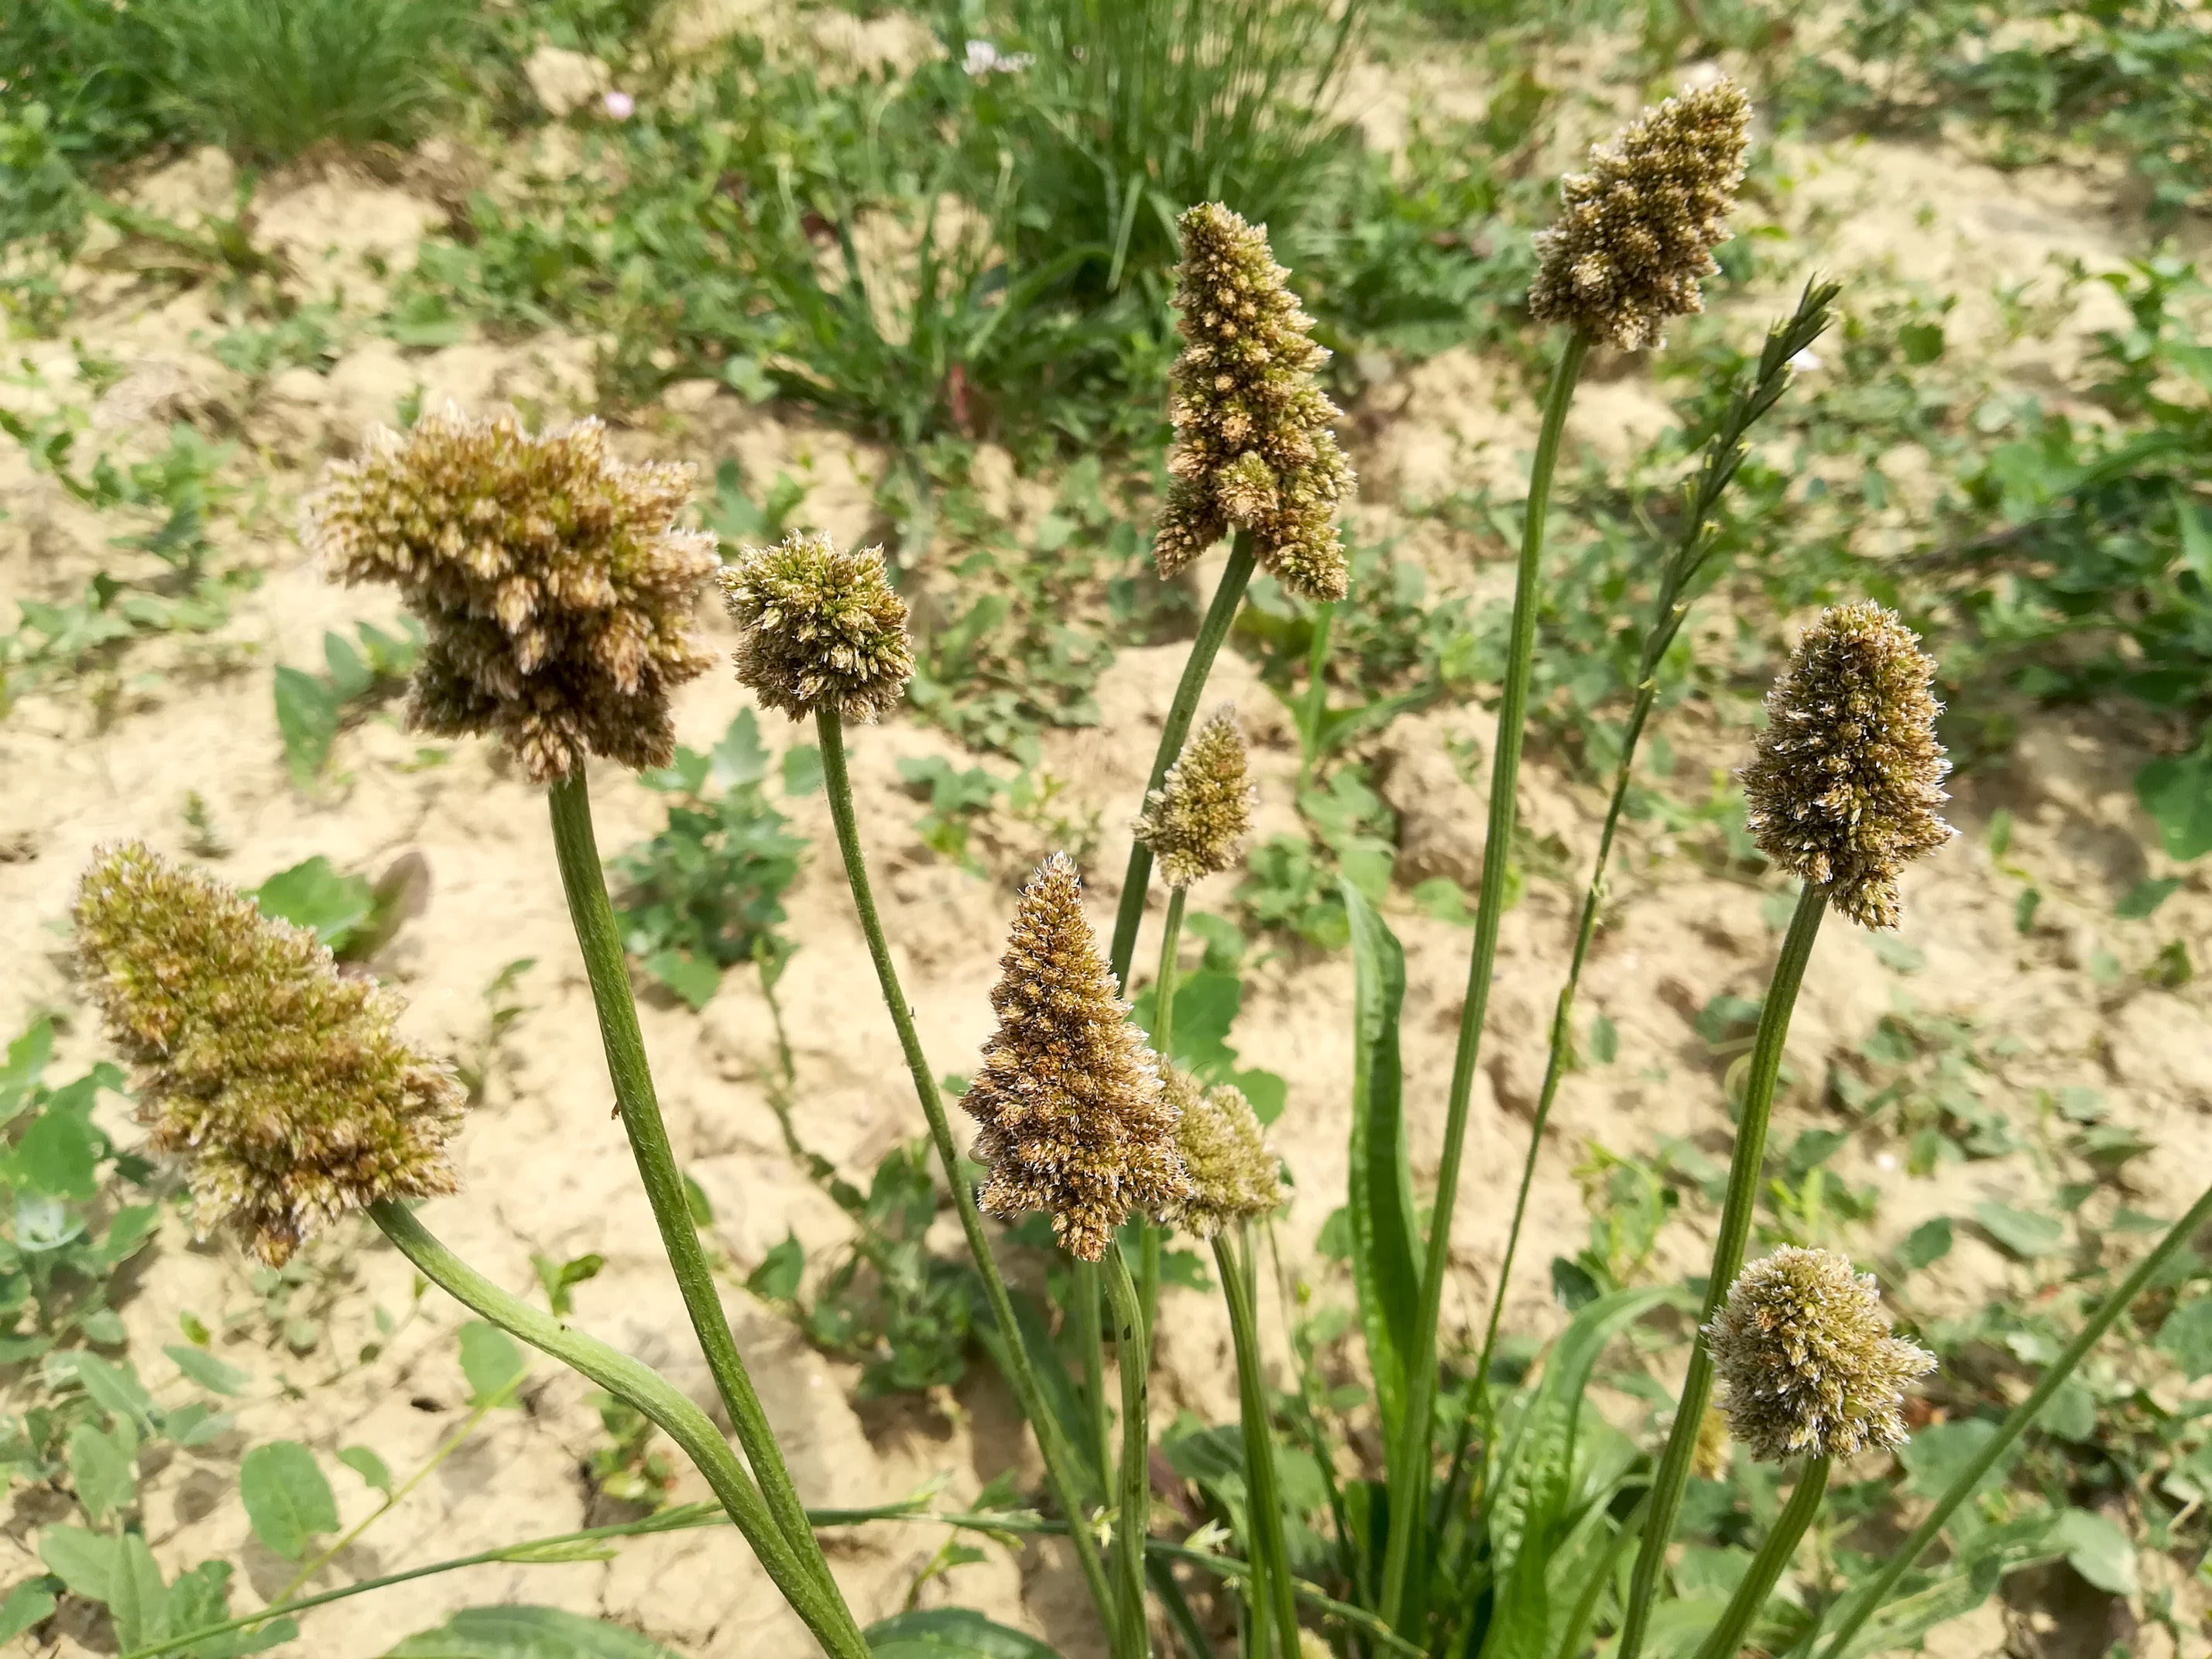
[1154,204,1354,602]
[1704,1246,1936,1463]
[73,844,464,1266]
[962,854,1192,1261]
[1528,81,1752,351]
[303,405,718,783]
[719,530,914,723]
[1163,1068,1281,1237]
[1741,600,1953,930]
[1132,706,1256,888]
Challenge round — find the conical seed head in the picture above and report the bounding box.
[302,405,718,783]
[1133,706,1257,889]
[1163,1067,1281,1236]
[719,530,914,723]
[73,844,465,1266]
[1704,1246,1936,1462]
[1154,203,1354,602]
[1741,600,1954,930]
[962,853,1192,1261]
[1528,81,1752,351]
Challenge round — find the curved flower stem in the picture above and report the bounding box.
[1689,1458,1830,1659]
[1103,1242,1155,1657]
[1107,530,1260,994]
[1137,885,1189,1339]
[369,1202,869,1659]
[814,707,1120,1643]
[1809,1177,2212,1659]
[545,772,847,1598]
[1378,326,1593,1631]
[1217,1227,1303,1659]
[1617,881,1828,1659]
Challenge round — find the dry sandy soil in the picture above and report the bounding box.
[2,20,2209,1659]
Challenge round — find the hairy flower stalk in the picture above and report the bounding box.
[73,844,462,1266]
[1743,601,1955,929]
[722,541,1125,1646]
[1620,608,1949,1659]
[1379,94,1757,1624]
[965,854,1193,1263]
[304,405,718,782]
[1153,204,1353,603]
[721,531,914,725]
[1528,81,1752,351]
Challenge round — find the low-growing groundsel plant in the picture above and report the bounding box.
[43,129,2212,1659]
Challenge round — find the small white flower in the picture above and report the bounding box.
[963,38,1034,75]
[602,90,635,120]
[1875,1151,1898,1171]
[1788,347,1824,373]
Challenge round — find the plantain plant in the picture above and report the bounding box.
[39,77,2212,1659]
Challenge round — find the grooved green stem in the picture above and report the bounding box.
[1617,881,1827,1659]
[1107,531,1259,993]
[1103,1243,1154,1657]
[814,707,1120,1641]
[545,772,852,1616]
[1379,327,1592,1631]
[1217,1229,1303,1659]
[1811,1177,2212,1659]
[1554,1489,1649,1659]
[1079,1258,1116,1486]
[369,1203,867,1659]
[1690,1458,1830,1659]
[1137,885,1188,1341]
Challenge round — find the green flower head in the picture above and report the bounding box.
[719,530,914,724]
[303,406,718,783]
[1163,1068,1281,1237]
[1528,81,1752,351]
[1153,204,1354,602]
[1741,600,1953,930]
[962,854,1192,1261]
[1705,1246,1936,1462]
[1132,705,1256,889]
[74,844,465,1266]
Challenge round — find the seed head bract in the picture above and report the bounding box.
[719,530,914,724]
[1132,706,1256,889]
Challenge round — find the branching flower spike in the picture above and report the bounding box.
[1164,1068,1281,1237]
[1529,81,1752,351]
[1132,705,1256,888]
[963,854,1192,1261]
[74,844,465,1266]
[1742,600,1953,929]
[720,530,914,723]
[304,405,718,783]
[1705,1246,1936,1462]
[1154,203,1354,602]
